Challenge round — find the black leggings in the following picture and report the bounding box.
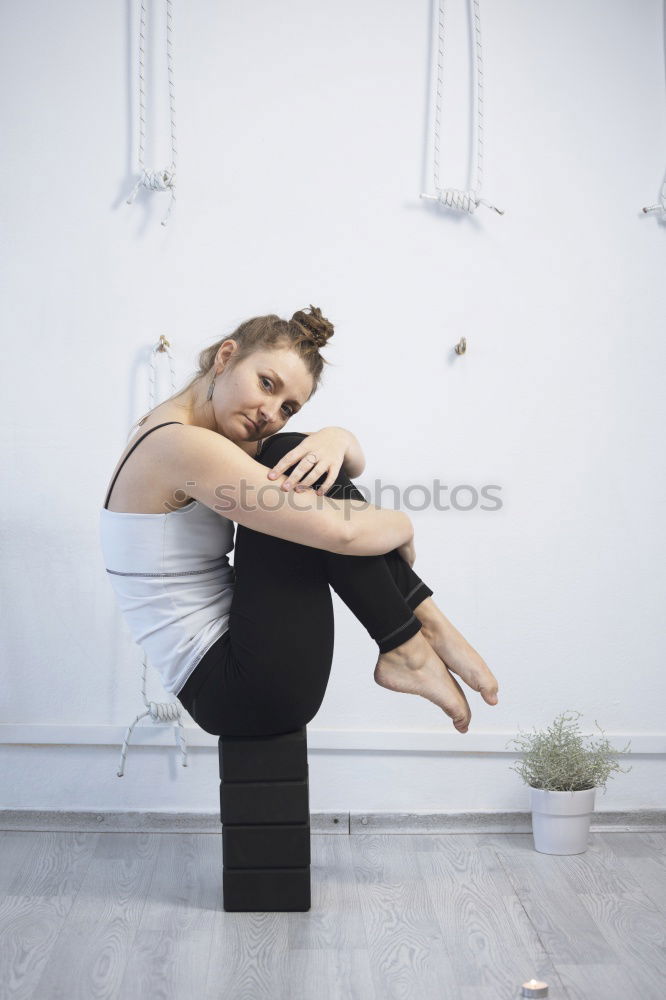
[177,432,433,736]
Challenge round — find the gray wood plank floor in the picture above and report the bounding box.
[0,830,663,1000]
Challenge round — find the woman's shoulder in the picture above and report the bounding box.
[130,411,270,459]
[104,407,194,513]
[122,410,192,458]
[105,406,281,514]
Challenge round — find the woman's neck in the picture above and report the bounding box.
[148,390,262,457]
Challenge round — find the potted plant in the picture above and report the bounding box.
[506,710,632,855]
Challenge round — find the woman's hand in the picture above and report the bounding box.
[266,427,350,496]
[397,535,416,568]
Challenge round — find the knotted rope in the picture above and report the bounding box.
[117,335,188,777]
[126,0,177,226]
[420,0,503,216]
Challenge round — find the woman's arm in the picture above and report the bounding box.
[164,424,410,557]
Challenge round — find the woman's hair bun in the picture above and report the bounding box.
[291,304,334,349]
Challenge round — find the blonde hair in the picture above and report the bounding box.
[130,305,335,434]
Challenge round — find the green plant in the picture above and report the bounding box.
[505,710,632,793]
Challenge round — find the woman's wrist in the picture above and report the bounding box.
[332,426,365,478]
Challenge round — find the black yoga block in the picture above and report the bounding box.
[220,779,309,825]
[218,728,308,783]
[223,822,310,869]
[223,867,311,912]
[219,726,311,912]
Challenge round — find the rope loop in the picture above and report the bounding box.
[139,168,175,193]
[148,700,182,722]
[419,189,504,215]
[439,188,477,213]
[421,0,502,218]
[127,0,177,226]
[126,169,176,225]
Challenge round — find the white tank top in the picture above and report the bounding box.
[99,421,235,695]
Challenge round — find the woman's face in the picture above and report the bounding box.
[214,344,314,443]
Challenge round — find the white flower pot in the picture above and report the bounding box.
[529,787,597,855]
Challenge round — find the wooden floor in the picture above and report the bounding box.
[0,829,664,999]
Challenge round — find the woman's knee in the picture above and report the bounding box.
[257,431,364,499]
[256,432,308,468]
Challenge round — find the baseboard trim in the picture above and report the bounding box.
[0,724,661,754]
[1,809,664,834]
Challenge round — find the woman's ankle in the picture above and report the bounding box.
[412,596,446,635]
[380,628,429,667]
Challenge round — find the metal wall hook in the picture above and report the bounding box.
[454,337,467,355]
[157,334,171,352]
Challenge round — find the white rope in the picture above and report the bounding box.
[148,334,177,409]
[116,655,189,778]
[126,0,177,226]
[641,1,666,220]
[420,0,503,216]
[117,335,189,777]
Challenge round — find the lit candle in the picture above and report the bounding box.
[521,979,548,998]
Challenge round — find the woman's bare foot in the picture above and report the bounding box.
[374,630,472,733]
[413,598,499,707]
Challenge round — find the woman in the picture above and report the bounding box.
[100,305,498,737]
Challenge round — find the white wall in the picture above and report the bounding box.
[1,0,664,813]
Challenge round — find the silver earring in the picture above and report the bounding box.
[206,374,216,402]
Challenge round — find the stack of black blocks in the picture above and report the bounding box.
[218,726,311,911]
